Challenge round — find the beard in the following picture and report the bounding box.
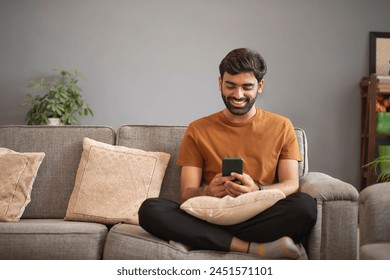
[221,91,257,116]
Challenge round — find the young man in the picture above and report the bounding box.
[139,48,317,259]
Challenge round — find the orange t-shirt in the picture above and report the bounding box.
[177,108,302,186]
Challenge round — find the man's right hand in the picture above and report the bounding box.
[206,173,235,197]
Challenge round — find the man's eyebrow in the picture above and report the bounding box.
[224,81,255,86]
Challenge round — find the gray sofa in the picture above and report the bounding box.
[359,182,390,259]
[0,125,359,260]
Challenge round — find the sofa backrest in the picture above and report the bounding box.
[117,125,308,204]
[0,125,308,217]
[117,125,186,204]
[0,125,116,219]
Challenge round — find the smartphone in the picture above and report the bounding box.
[222,157,243,176]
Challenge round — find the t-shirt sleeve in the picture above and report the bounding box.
[176,124,204,168]
[279,120,302,161]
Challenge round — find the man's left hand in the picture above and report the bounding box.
[223,172,258,197]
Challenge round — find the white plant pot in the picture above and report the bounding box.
[48,118,63,126]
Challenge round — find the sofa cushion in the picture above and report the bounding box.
[65,137,170,225]
[103,223,253,259]
[0,219,107,259]
[0,126,116,219]
[359,183,390,246]
[103,223,307,259]
[117,125,187,204]
[0,148,45,222]
[180,190,285,225]
[360,243,390,260]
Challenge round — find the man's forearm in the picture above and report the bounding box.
[180,185,207,203]
[262,179,299,196]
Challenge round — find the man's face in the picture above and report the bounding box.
[219,72,264,116]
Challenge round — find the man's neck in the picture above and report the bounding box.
[222,107,257,124]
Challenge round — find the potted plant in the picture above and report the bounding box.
[364,145,390,182]
[24,67,93,125]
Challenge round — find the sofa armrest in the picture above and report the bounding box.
[299,172,359,259]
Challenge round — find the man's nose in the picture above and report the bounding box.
[232,87,244,98]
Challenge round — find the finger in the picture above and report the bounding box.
[225,180,242,189]
[215,189,227,198]
[225,188,238,197]
[230,172,243,177]
[220,189,229,197]
[212,172,222,180]
[231,172,253,186]
[224,181,243,196]
[228,181,251,196]
[230,172,245,183]
[211,178,222,186]
[220,176,236,184]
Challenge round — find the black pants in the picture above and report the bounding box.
[139,192,317,252]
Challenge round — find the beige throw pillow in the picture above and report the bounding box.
[65,137,170,225]
[180,189,286,225]
[0,148,45,222]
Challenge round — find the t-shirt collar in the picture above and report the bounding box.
[218,107,262,127]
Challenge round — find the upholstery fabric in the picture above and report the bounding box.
[180,190,285,225]
[0,219,107,259]
[295,127,308,178]
[0,148,45,221]
[0,125,359,260]
[0,126,116,219]
[360,244,390,260]
[103,223,308,260]
[117,125,187,204]
[65,137,170,225]
[299,172,359,259]
[359,183,390,259]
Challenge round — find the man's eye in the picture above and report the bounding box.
[226,85,235,89]
[243,86,254,90]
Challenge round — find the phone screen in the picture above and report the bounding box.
[222,157,243,176]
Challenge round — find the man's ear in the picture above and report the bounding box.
[258,79,265,93]
[218,76,222,91]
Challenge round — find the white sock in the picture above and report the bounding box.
[248,236,301,259]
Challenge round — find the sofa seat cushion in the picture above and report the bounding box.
[0,219,107,259]
[360,243,390,260]
[103,223,307,260]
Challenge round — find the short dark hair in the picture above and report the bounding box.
[219,48,267,82]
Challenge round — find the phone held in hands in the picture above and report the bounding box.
[222,157,243,177]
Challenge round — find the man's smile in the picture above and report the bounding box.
[229,97,248,107]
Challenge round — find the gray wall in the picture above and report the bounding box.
[1,0,390,190]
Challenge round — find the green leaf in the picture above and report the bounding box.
[23,67,92,125]
[363,155,390,182]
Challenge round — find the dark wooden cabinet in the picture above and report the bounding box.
[360,74,390,189]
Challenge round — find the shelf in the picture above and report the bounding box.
[376,133,390,137]
[375,89,390,94]
[360,74,390,189]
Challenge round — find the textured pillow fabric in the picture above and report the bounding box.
[180,189,286,225]
[65,137,170,225]
[0,148,45,222]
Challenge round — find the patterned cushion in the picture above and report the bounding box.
[180,190,285,225]
[0,148,45,221]
[65,137,170,225]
